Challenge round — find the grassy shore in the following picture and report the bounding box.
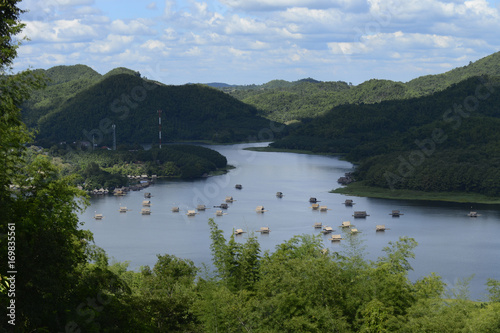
[332,181,500,204]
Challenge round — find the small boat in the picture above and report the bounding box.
[322,226,333,234]
[235,184,243,189]
[319,206,329,212]
[313,222,323,229]
[276,192,283,198]
[186,210,197,216]
[353,211,369,218]
[256,206,266,213]
[311,203,320,210]
[215,210,225,216]
[171,207,180,212]
[142,200,151,207]
[197,205,207,211]
[309,197,320,203]
[225,196,234,203]
[94,213,103,220]
[119,207,128,213]
[141,208,151,215]
[220,203,228,209]
[340,221,352,228]
[376,225,386,231]
[350,228,360,234]
[144,192,152,198]
[344,199,354,206]
[329,234,342,241]
[390,210,403,217]
[467,211,481,217]
[257,227,270,233]
[234,229,245,235]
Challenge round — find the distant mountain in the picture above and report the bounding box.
[204,82,236,88]
[31,72,270,146]
[216,51,500,122]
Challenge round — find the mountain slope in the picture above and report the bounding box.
[35,73,270,146]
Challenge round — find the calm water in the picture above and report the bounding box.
[78,142,500,300]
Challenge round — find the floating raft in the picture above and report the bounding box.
[142,200,151,207]
[257,227,270,233]
[350,228,360,234]
[322,226,333,234]
[311,203,320,210]
[340,221,352,228]
[234,228,245,235]
[319,206,329,212]
[197,205,207,211]
[225,196,234,203]
[119,207,129,213]
[344,199,354,206]
[144,192,152,198]
[376,225,387,231]
[215,210,226,216]
[313,222,323,229]
[390,210,403,217]
[353,211,369,218]
[171,207,180,212]
[141,208,151,215]
[256,206,267,213]
[94,214,103,220]
[329,234,343,242]
[186,210,197,216]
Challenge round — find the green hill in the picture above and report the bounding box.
[272,75,500,196]
[33,73,270,146]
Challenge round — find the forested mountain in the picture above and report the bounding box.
[23,69,270,146]
[272,75,500,196]
[217,51,500,122]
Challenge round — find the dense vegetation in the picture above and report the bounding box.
[216,52,500,122]
[21,67,271,146]
[272,75,500,196]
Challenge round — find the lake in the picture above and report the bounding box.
[78,142,500,300]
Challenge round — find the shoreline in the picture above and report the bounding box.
[243,146,344,157]
[332,181,500,205]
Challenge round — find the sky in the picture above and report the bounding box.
[12,0,500,85]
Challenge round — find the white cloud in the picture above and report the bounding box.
[110,19,154,35]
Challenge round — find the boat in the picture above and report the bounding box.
[350,228,360,234]
[235,184,242,189]
[234,229,245,235]
[467,211,481,217]
[313,222,323,228]
[119,207,128,213]
[197,205,207,211]
[340,221,352,228]
[309,197,320,203]
[94,213,103,220]
[276,192,283,198]
[186,210,197,216]
[225,196,234,203]
[390,210,403,217]
[142,200,151,207]
[319,206,329,212]
[322,226,333,234]
[329,234,342,241]
[311,203,320,210]
[144,192,152,198]
[257,227,270,233]
[215,210,224,216]
[141,208,151,215]
[376,225,386,231]
[256,206,266,213]
[344,199,354,206]
[353,211,369,218]
[171,207,180,212]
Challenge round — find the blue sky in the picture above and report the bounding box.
[13,0,500,85]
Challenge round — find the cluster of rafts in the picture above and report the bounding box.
[93,186,482,239]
